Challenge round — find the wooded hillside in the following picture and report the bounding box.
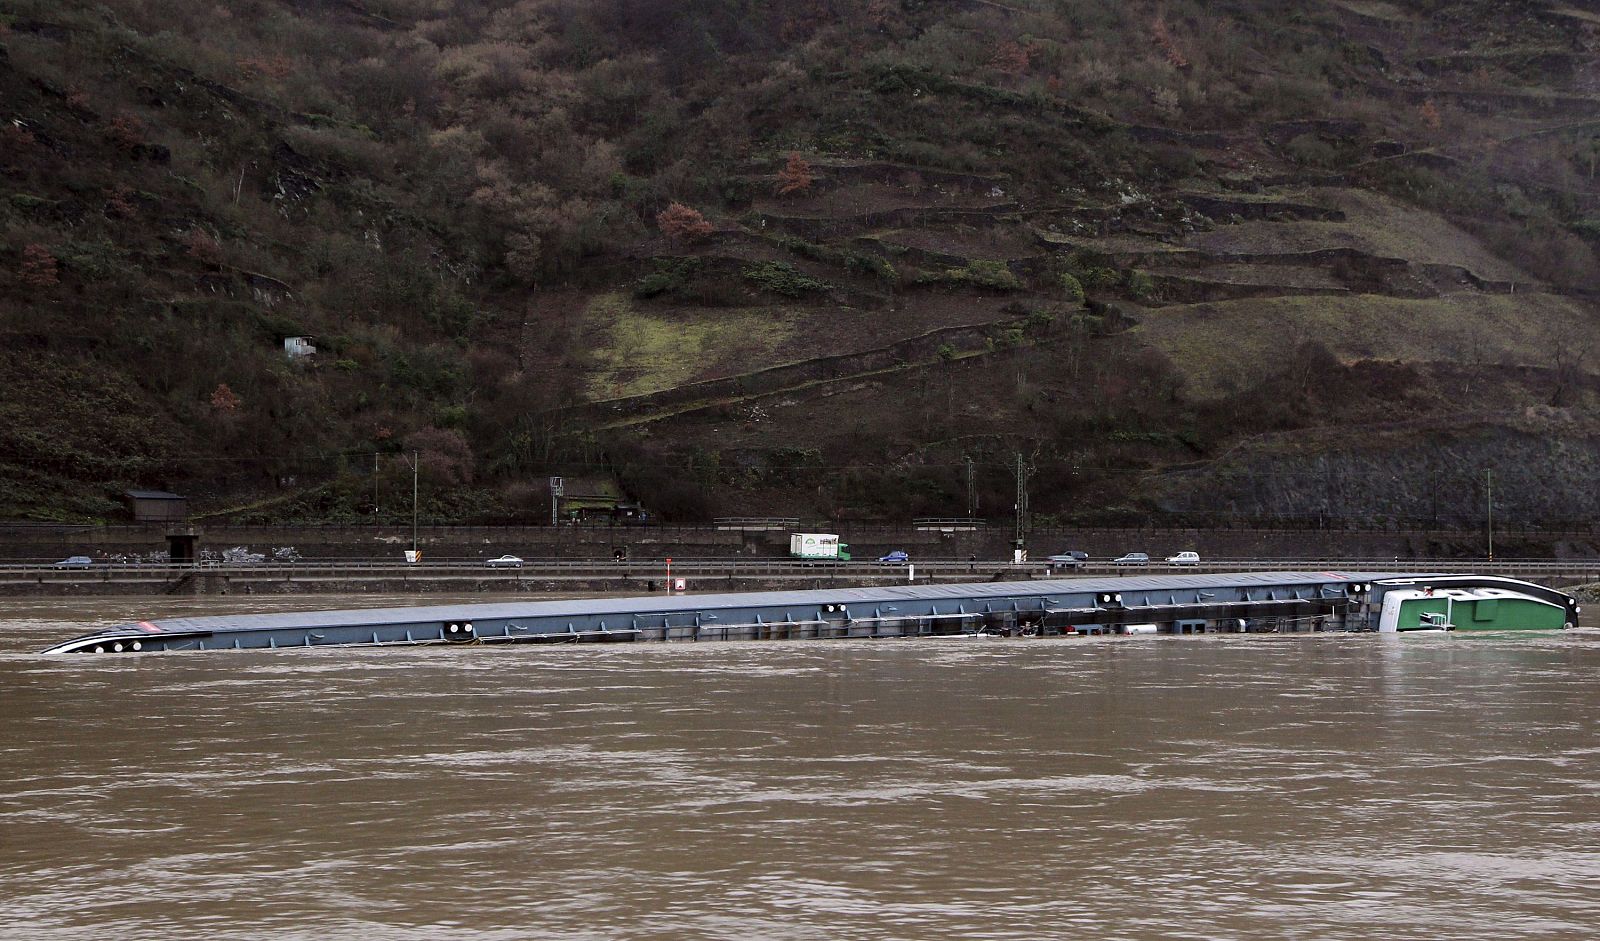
[3,0,1598,526]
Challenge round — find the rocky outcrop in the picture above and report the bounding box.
[1149,414,1600,527]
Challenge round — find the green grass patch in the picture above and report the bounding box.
[8,193,54,211]
[1143,293,1594,399]
[777,237,897,282]
[1059,272,1086,304]
[915,259,1022,291]
[742,261,831,297]
[583,293,797,399]
[634,257,701,299]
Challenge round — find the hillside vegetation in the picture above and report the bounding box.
[2,0,1598,526]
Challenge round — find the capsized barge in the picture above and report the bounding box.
[40,572,1579,654]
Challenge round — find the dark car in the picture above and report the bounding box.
[1046,551,1088,568]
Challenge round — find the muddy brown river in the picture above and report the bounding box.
[1,595,1597,940]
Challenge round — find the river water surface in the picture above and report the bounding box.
[1,595,1597,940]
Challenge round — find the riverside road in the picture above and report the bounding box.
[4,558,1598,596]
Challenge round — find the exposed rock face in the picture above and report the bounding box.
[1151,414,1600,527]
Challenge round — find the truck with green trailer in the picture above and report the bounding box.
[789,532,850,562]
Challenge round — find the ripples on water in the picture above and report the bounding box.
[1,597,1596,940]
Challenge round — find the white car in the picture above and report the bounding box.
[1166,551,1200,565]
[485,554,524,568]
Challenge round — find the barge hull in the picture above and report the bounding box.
[40,572,1579,655]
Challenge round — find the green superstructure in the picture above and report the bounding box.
[1378,587,1568,632]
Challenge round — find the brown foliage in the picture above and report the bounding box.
[105,185,137,219]
[436,42,532,101]
[775,153,815,197]
[65,87,90,112]
[403,426,476,486]
[1151,15,1189,69]
[504,231,543,284]
[656,201,714,242]
[1420,99,1442,130]
[18,244,59,287]
[210,382,242,412]
[777,0,831,42]
[185,229,223,266]
[990,41,1032,77]
[1,123,36,153]
[104,114,146,152]
[237,55,292,80]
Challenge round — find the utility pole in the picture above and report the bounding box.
[1486,469,1494,562]
[398,450,420,557]
[1013,452,1029,562]
[965,456,976,518]
[373,452,380,522]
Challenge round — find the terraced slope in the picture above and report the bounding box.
[589,2,1600,524]
[2,0,1598,525]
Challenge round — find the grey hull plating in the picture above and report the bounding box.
[39,572,1578,654]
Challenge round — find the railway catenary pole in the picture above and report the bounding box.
[966,456,977,518]
[1013,452,1029,562]
[397,450,419,558]
[1487,469,1494,562]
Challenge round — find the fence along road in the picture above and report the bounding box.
[3,558,1599,590]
